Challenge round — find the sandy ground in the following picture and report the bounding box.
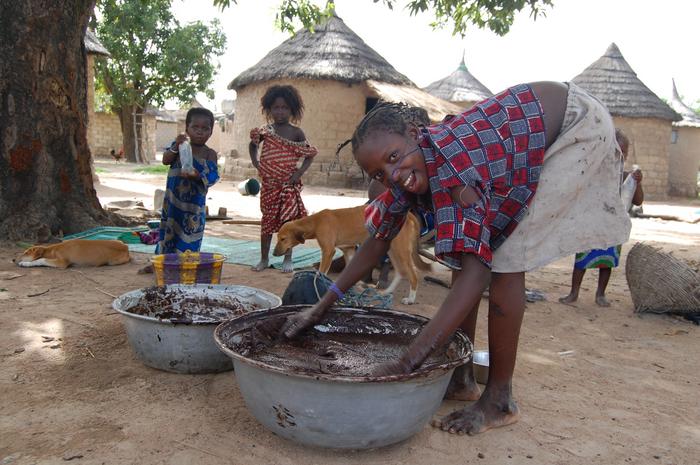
[1,161,699,465]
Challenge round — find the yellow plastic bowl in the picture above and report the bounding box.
[151,251,225,285]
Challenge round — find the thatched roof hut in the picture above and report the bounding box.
[229,13,413,89]
[668,80,700,197]
[572,43,681,198]
[572,43,680,122]
[84,29,110,57]
[670,80,700,128]
[423,56,492,107]
[226,13,461,187]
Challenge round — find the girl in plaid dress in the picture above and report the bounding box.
[249,85,317,273]
[282,81,631,435]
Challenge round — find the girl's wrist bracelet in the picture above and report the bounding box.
[328,283,345,301]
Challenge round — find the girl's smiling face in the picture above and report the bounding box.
[354,127,429,195]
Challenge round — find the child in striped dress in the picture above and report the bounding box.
[249,85,317,273]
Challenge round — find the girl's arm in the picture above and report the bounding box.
[249,128,262,169]
[632,170,644,206]
[376,254,490,375]
[281,236,391,338]
[248,141,260,169]
[290,128,317,183]
[288,157,313,184]
[163,133,187,165]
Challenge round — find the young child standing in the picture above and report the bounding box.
[559,128,644,306]
[139,107,219,274]
[281,82,631,435]
[249,85,317,273]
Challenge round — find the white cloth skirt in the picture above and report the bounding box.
[492,82,631,273]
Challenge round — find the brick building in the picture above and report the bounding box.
[668,80,700,198]
[572,43,681,199]
[225,12,460,188]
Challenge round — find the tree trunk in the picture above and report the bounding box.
[118,105,148,164]
[118,106,137,163]
[0,1,121,241]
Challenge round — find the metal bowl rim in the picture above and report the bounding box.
[214,305,473,384]
[112,283,282,325]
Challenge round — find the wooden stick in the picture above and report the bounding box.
[73,269,100,284]
[424,275,451,289]
[174,440,223,459]
[635,213,690,222]
[95,288,118,299]
[418,249,438,262]
[85,347,95,358]
[222,219,262,225]
[27,289,50,297]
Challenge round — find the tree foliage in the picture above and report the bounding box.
[94,0,226,112]
[213,0,553,36]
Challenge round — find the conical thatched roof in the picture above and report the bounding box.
[572,43,680,121]
[84,29,110,56]
[423,56,492,103]
[670,79,700,128]
[366,80,463,123]
[228,13,413,90]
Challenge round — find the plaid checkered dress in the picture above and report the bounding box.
[365,84,546,270]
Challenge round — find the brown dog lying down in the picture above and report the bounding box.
[273,205,431,304]
[14,239,131,269]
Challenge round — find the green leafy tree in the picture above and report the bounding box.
[1,0,552,240]
[213,0,553,36]
[94,0,226,163]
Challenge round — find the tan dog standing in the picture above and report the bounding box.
[14,239,131,269]
[273,205,430,304]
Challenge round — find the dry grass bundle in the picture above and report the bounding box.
[625,242,700,314]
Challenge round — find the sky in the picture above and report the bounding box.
[169,0,700,113]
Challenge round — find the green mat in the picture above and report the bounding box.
[64,227,338,270]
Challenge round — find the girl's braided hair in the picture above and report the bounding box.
[261,85,305,123]
[335,101,429,158]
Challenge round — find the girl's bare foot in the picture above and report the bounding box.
[595,294,611,307]
[432,386,519,435]
[558,292,578,304]
[252,259,269,272]
[444,365,481,401]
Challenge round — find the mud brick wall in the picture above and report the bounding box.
[613,117,672,199]
[669,125,700,198]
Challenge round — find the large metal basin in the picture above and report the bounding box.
[215,305,472,449]
[113,284,281,374]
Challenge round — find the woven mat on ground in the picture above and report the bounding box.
[63,227,338,271]
[625,242,700,314]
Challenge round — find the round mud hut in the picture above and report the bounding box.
[423,55,492,108]
[572,43,681,199]
[668,79,700,198]
[225,12,461,188]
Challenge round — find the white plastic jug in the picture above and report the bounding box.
[621,164,640,212]
[179,140,195,175]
